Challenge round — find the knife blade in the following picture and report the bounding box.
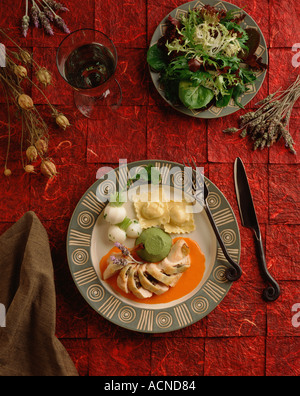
[234,157,280,302]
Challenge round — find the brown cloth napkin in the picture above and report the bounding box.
[0,211,78,376]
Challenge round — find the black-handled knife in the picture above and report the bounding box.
[234,157,281,302]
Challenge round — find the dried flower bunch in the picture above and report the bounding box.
[223,75,300,154]
[22,0,70,37]
[0,29,70,178]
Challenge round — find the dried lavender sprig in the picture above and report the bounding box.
[223,77,300,153]
[39,11,54,35]
[54,15,70,34]
[109,255,128,267]
[114,242,130,256]
[114,242,144,265]
[22,15,30,37]
[31,2,40,28]
[43,0,69,12]
[22,0,30,37]
[36,0,55,21]
[43,7,54,21]
[41,0,71,34]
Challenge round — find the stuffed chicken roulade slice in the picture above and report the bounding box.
[146,263,182,287]
[103,253,127,280]
[117,263,134,294]
[138,264,169,295]
[159,239,191,275]
[127,265,153,299]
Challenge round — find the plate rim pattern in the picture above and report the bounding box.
[66,160,241,333]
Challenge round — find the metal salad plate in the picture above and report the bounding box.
[66,160,241,333]
[148,0,268,119]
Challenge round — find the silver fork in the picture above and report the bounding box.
[184,157,242,282]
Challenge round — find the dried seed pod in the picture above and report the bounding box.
[255,93,276,106]
[35,138,48,155]
[24,164,36,173]
[36,68,52,87]
[26,146,38,162]
[19,50,32,64]
[223,127,238,134]
[254,137,263,150]
[14,65,28,79]
[239,112,255,127]
[18,94,34,110]
[4,168,12,177]
[41,160,57,178]
[240,129,248,138]
[56,114,70,130]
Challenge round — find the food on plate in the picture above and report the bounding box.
[164,201,195,234]
[107,216,142,243]
[100,236,201,300]
[147,5,267,110]
[100,238,206,303]
[125,219,143,238]
[145,238,191,286]
[133,190,170,229]
[133,187,195,234]
[159,238,191,274]
[103,253,127,280]
[135,227,172,263]
[104,203,127,225]
[117,264,134,294]
[108,224,127,243]
[127,265,153,299]
[104,192,143,243]
[145,263,182,287]
[137,264,169,295]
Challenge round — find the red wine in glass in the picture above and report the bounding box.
[64,43,115,89]
[57,29,122,119]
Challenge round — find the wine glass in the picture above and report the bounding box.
[56,28,122,119]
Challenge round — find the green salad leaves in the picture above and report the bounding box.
[147,5,264,111]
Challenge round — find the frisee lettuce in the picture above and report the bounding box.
[147,6,260,109]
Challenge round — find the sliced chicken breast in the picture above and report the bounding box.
[127,265,153,299]
[160,239,191,275]
[138,264,169,295]
[117,263,134,294]
[146,263,182,287]
[103,253,127,280]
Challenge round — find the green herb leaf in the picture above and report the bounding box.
[216,87,234,107]
[109,192,126,207]
[232,84,246,108]
[147,44,168,72]
[179,81,214,109]
[117,217,132,231]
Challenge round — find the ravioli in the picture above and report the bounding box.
[133,187,195,234]
[133,189,169,229]
[163,201,195,234]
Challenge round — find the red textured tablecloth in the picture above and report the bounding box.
[0,0,299,377]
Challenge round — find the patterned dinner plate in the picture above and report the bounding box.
[67,160,241,333]
[149,0,268,118]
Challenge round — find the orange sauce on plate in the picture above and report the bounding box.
[99,238,205,304]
